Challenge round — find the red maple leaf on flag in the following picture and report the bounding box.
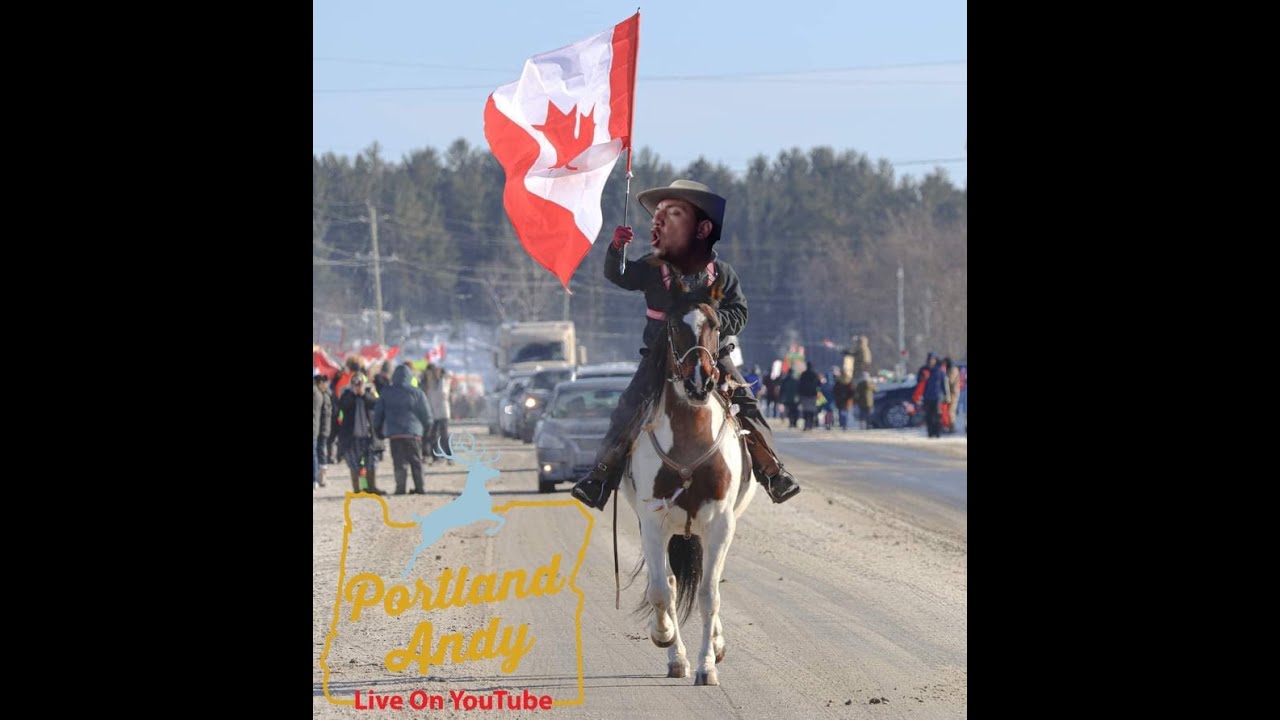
[532,101,595,170]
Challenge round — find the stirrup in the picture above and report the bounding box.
[763,468,800,504]
[571,465,613,511]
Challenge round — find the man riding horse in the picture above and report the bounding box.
[571,179,801,510]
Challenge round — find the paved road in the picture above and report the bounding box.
[313,421,967,719]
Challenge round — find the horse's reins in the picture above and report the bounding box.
[644,396,734,498]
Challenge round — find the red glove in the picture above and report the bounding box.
[610,225,634,250]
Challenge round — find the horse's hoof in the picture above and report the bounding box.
[694,669,719,686]
[651,633,675,649]
[667,661,689,678]
[715,645,726,664]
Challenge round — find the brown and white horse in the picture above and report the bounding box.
[619,293,756,686]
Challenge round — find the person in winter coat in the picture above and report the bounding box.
[421,364,453,463]
[854,372,876,430]
[373,364,434,495]
[944,357,962,433]
[314,370,332,486]
[833,371,855,430]
[798,366,820,431]
[373,361,393,396]
[314,371,324,489]
[852,335,872,377]
[780,367,800,428]
[760,370,777,417]
[911,353,947,438]
[336,373,387,495]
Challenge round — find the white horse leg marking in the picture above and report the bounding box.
[642,522,676,649]
[665,569,690,677]
[694,510,734,686]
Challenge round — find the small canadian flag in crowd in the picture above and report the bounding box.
[426,341,446,364]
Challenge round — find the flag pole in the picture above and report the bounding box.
[619,9,640,276]
[620,160,632,275]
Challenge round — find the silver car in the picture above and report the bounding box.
[487,370,537,437]
[533,376,628,493]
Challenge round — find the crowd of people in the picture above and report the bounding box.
[314,340,967,491]
[742,335,965,437]
[312,356,464,494]
[909,353,965,438]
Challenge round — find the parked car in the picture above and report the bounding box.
[868,381,925,429]
[515,368,577,442]
[533,376,627,493]
[869,362,965,430]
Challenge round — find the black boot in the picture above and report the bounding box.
[570,439,628,511]
[760,465,800,503]
[570,464,620,511]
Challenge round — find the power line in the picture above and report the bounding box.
[315,57,963,75]
[315,78,964,94]
[314,60,966,94]
[314,56,513,72]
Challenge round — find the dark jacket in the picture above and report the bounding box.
[605,243,747,350]
[913,361,947,403]
[373,371,391,396]
[316,382,334,437]
[313,383,324,438]
[797,369,820,397]
[337,389,378,442]
[833,378,855,410]
[779,373,799,403]
[373,365,434,439]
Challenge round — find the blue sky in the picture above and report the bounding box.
[313,0,966,187]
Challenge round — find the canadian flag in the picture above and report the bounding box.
[426,341,445,364]
[484,13,640,288]
[358,344,400,365]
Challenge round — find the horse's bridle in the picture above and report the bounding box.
[665,307,721,391]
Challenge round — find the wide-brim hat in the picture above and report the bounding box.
[637,179,726,243]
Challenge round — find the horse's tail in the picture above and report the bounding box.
[667,535,702,625]
[629,534,703,626]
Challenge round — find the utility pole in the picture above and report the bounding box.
[367,200,385,347]
[896,264,906,378]
[923,286,932,350]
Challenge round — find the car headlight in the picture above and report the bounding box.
[524,397,537,408]
[535,431,567,449]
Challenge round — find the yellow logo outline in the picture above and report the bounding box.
[319,493,595,707]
